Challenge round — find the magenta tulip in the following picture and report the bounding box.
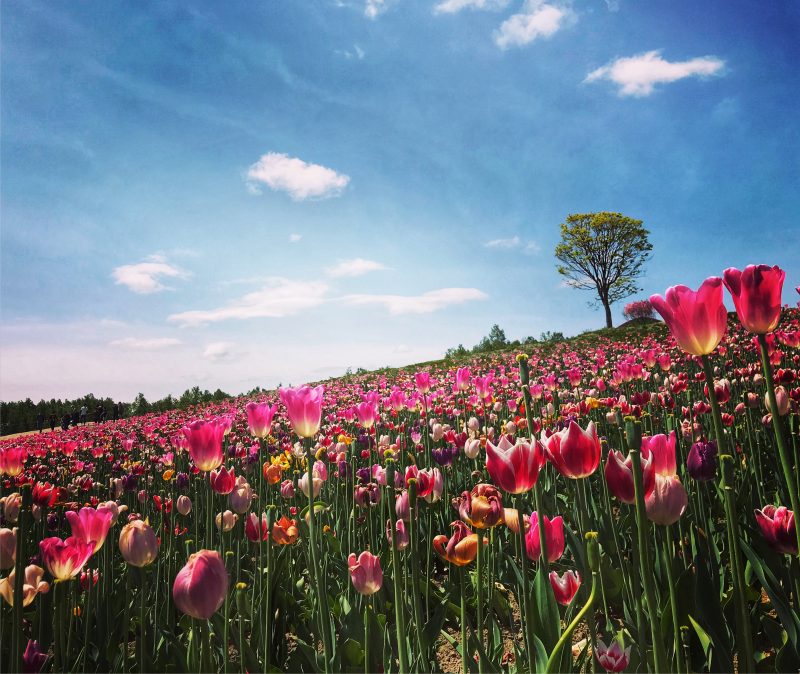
[210,466,236,495]
[650,277,728,356]
[723,264,785,334]
[524,512,565,563]
[596,639,631,673]
[279,385,324,438]
[755,505,797,555]
[541,421,601,479]
[39,537,94,580]
[65,506,114,554]
[348,551,383,595]
[485,435,545,494]
[173,550,229,619]
[182,418,226,472]
[245,402,278,438]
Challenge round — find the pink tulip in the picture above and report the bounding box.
[65,506,114,554]
[348,551,383,595]
[640,432,678,476]
[176,495,192,516]
[279,385,324,438]
[182,418,226,472]
[549,570,581,605]
[228,476,253,514]
[645,475,688,526]
[39,537,94,580]
[173,550,229,620]
[604,449,655,504]
[650,277,728,356]
[414,371,431,393]
[455,367,471,392]
[210,466,236,495]
[280,480,296,500]
[422,468,444,503]
[0,565,50,607]
[353,401,378,429]
[119,520,159,567]
[0,527,16,570]
[486,435,545,494]
[524,512,565,563]
[386,518,409,550]
[245,402,278,439]
[0,447,27,477]
[755,505,797,555]
[723,264,785,334]
[541,421,601,479]
[22,639,48,674]
[595,639,631,673]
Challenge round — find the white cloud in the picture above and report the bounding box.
[493,1,571,50]
[168,277,329,327]
[365,0,387,19]
[289,233,303,243]
[484,235,521,249]
[434,0,509,14]
[484,236,541,254]
[325,258,388,278]
[585,50,725,97]
[203,342,238,362]
[112,254,187,294]
[109,337,182,350]
[245,153,350,200]
[342,287,488,315]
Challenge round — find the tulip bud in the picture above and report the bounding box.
[0,528,17,570]
[176,495,192,516]
[686,440,717,481]
[765,386,790,416]
[119,520,159,567]
[172,550,229,620]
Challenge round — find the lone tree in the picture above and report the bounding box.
[555,212,652,328]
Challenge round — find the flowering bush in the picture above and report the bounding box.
[623,299,655,321]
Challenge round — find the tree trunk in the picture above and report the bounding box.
[603,301,613,328]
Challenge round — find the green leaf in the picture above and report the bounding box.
[532,565,561,652]
[341,638,365,666]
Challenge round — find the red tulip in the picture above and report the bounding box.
[39,537,94,580]
[209,466,236,495]
[279,385,324,438]
[0,447,27,477]
[541,421,601,479]
[65,506,114,553]
[604,449,655,504]
[485,436,545,494]
[182,419,225,472]
[650,277,727,356]
[723,264,785,334]
[549,570,581,605]
[348,551,383,595]
[755,505,797,555]
[524,512,565,563]
[173,550,229,620]
[245,512,269,542]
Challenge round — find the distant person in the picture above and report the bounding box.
[80,405,88,425]
[49,413,57,432]
[112,403,119,421]
[71,410,79,427]
[95,404,104,424]
[36,411,44,433]
[61,413,70,431]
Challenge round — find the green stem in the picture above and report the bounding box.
[515,496,536,674]
[626,419,668,673]
[476,529,484,674]
[662,526,684,673]
[757,335,800,555]
[460,567,469,674]
[364,600,371,674]
[386,462,409,674]
[701,355,755,673]
[140,568,147,673]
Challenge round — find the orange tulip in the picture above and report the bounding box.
[263,463,283,485]
[272,516,299,545]
[433,521,485,566]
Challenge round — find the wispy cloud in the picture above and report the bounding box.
[289,233,303,243]
[494,1,572,50]
[168,277,329,327]
[434,0,509,15]
[325,258,388,278]
[342,287,488,314]
[585,50,725,97]
[484,236,541,254]
[245,152,350,200]
[365,0,388,19]
[109,337,182,350]
[112,254,187,294]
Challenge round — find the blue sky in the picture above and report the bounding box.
[2,0,799,401]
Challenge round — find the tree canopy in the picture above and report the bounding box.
[554,212,652,328]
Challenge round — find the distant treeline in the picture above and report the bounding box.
[444,324,565,360]
[0,386,234,436]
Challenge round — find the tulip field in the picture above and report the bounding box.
[1,264,799,674]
